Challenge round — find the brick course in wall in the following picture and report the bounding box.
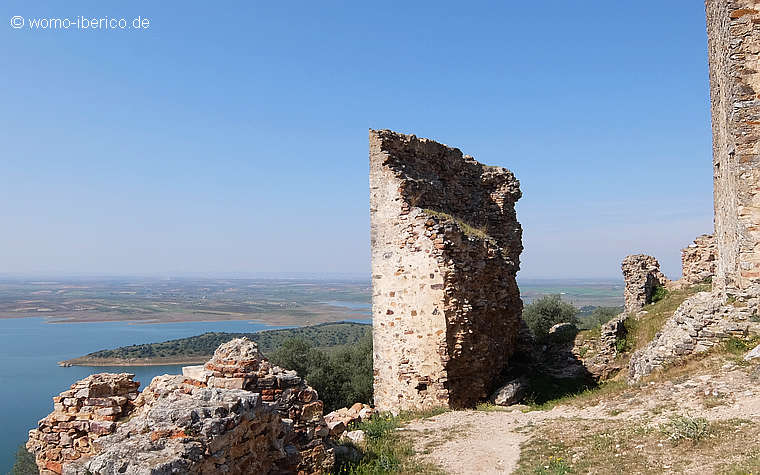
[369,129,523,413]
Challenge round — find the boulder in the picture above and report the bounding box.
[342,430,366,445]
[489,377,529,406]
[745,343,760,361]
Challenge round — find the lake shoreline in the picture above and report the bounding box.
[60,356,210,367]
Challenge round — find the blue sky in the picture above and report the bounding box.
[0,1,712,279]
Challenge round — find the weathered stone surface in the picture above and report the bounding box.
[369,129,523,413]
[489,377,529,406]
[203,338,332,473]
[342,430,365,446]
[63,375,287,475]
[27,373,139,475]
[745,343,760,361]
[681,234,717,285]
[706,1,760,293]
[29,339,334,474]
[628,288,759,383]
[575,313,628,381]
[323,403,375,439]
[622,255,669,314]
[181,365,212,384]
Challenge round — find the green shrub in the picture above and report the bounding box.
[332,412,444,474]
[662,415,711,443]
[580,306,622,330]
[650,285,668,303]
[523,295,579,342]
[268,335,373,412]
[11,445,39,475]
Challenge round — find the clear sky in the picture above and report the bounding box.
[0,1,712,280]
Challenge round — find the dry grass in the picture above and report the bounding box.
[515,417,758,474]
[622,283,710,355]
[421,209,493,242]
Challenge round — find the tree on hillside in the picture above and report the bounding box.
[583,306,622,329]
[267,335,373,412]
[522,294,579,341]
[11,445,38,475]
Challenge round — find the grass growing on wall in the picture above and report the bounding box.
[421,209,493,242]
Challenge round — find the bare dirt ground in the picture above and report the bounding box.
[403,355,760,474]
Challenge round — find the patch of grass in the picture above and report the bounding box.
[703,395,729,408]
[524,375,626,411]
[514,437,573,475]
[662,415,711,444]
[475,402,509,412]
[534,456,572,475]
[332,412,445,474]
[577,326,600,341]
[650,285,668,304]
[397,406,448,422]
[516,416,758,475]
[623,284,710,355]
[720,336,760,357]
[721,450,760,475]
[421,209,492,242]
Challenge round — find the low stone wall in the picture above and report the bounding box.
[28,338,334,475]
[622,255,669,314]
[681,234,717,285]
[628,287,760,383]
[575,313,628,380]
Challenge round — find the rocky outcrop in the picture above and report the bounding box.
[28,338,334,474]
[489,377,529,406]
[628,288,760,383]
[370,129,523,413]
[681,234,716,285]
[26,373,139,475]
[622,255,669,314]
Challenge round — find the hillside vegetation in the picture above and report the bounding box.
[64,321,370,365]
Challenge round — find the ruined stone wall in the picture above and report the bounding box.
[628,288,758,383]
[681,234,717,284]
[622,255,669,314]
[28,339,333,475]
[369,129,523,413]
[27,374,139,475]
[706,1,760,293]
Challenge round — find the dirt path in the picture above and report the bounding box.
[404,409,532,474]
[403,359,760,474]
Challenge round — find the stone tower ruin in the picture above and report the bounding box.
[369,129,523,413]
[706,1,760,293]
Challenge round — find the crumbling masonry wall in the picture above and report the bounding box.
[681,234,717,284]
[28,339,333,475]
[622,255,669,315]
[369,129,523,412]
[706,1,760,293]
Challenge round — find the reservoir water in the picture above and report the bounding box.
[0,317,289,473]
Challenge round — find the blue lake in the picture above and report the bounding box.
[0,317,289,473]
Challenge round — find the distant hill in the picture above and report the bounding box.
[62,321,371,366]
